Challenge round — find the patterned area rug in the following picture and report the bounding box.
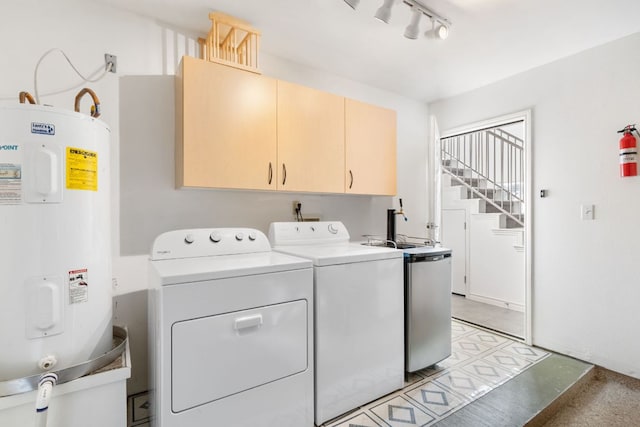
[323,320,549,427]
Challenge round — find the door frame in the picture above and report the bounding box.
[437,109,532,344]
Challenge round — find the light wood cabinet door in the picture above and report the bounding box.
[277,80,345,193]
[345,98,397,195]
[176,56,277,190]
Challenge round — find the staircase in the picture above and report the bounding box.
[441,125,524,229]
[442,167,524,230]
[440,123,525,311]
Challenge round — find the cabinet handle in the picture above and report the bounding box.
[282,163,287,186]
[349,170,354,189]
[268,162,273,185]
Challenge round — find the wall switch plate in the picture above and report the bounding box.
[581,204,594,220]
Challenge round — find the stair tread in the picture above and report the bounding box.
[437,354,594,427]
[443,167,524,227]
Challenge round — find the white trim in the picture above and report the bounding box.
[440,110,528,139]
[466,293,525,313]
[523,109,532,346]
[492,228,523,236]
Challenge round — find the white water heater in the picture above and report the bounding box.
[0,104,112,382]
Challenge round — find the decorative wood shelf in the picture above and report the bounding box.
[198,12,261,74]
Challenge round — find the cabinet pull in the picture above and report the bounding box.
[268,162,273,185]
[349,170,354,189]
[282,163,287,186]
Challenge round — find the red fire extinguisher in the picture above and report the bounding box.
[617,125,638,177]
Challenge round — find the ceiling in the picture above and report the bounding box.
[92,0,640,102]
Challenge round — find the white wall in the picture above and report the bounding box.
[1,0,430,287]
[1,0,430,394]
[430,32,640,378]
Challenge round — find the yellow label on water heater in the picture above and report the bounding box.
[66,147,98,191]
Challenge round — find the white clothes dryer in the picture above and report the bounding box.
[148,228,314,427]
[269,221,404,425]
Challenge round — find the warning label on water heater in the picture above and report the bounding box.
[66,147,98,191]
[69,268,89,304]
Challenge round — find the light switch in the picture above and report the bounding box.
[581,204,594,220]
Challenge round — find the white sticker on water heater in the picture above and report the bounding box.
[69,268,89,304]
[0,144,22,204]
[0,163,22,204]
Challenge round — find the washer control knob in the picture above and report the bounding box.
[328,223,339,234]
[235,232,244,241]
[248,232,257,241]
[310,226,316,232]
[184,234,195,244]
[209,232,221,243]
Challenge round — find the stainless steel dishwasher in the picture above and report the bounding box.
[404,246,452,372]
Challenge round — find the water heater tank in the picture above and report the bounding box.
[0,104,112,382]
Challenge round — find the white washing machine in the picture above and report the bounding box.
[148,228,314,427]
[269,221,404,425]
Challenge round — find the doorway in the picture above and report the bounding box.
[436,111,531,343]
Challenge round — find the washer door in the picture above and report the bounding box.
[171,299,308,413]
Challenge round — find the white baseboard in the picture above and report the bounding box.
[467,293,524,312]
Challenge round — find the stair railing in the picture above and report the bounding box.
[441,124,524,227]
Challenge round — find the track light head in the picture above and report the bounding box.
[424,18,450,40]
[375,0,395,24]
[404,8,422,39]
[343,0,360,10]
[435,23,449,39]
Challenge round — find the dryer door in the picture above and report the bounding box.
[171,299,308,412]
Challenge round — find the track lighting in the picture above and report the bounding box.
[404,8,422,39]
[345,0,451,41]
[343,0,360,10]
[375,0,395,23]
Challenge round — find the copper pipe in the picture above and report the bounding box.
[74,88,101,118]
[19,91,36,104]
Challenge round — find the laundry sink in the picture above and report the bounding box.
[361,241,424,250]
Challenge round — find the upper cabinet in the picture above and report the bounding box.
[276,80,345,193]
[345,98,397,196]
[176,56,277,190]
[175,56,396,195]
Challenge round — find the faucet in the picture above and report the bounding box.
[386,198,408,244]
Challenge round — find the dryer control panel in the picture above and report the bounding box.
[150,228,271,260]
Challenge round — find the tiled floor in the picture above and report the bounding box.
[322,320,549,427]
[451,294,524,339]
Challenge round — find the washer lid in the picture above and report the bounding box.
[273,243,402,266]
[150,251,312,285]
